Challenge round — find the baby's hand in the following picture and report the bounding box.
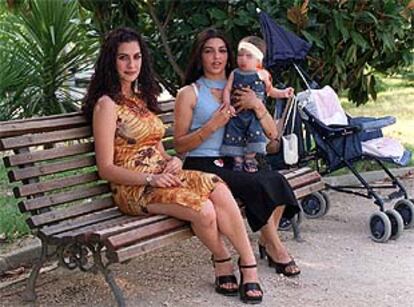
[229,105,236,116]
[283,87,295,98]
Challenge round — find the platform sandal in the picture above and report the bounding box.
[211,256,238,296]
[238,259,263,304]
[266,252,301,277]
[243,158,259,173]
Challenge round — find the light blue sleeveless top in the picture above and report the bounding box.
[186,77,226,157]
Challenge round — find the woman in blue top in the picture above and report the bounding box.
[175,28,301,279]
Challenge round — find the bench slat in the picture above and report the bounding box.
[91,215,170,242]
[51,215,144,243]
[294,181,325,199]
[288,171,322,190]
[39,207,124,237]
[56,215,173,243]
[4,142,94,167]
[9,156,96,181]
[106,218,187,251]
[107,227,193,263]
[158,101,175,113]
[28,196,115,228]
[0,126,92,150]
[14,172,99,197]
[158,113,174,125]
[282,167,313,179]
[165,126,173,137]
[0,112,85,137]
[19,183,110,212]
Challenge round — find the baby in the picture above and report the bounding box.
[221,36,294,172]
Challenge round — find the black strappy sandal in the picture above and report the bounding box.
[212,256,238,296]
[266,252,301,277]
[238,258,263,304]
[243,158,259,173]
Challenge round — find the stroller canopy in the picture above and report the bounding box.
[259,11,311,68]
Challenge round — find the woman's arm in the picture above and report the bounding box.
[174,85,231,154]
[156,141,172,161]
[156,141,182,174]
[232,87,278,140]
[222,71,234,106]
[93,96,150,186]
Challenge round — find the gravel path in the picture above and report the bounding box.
[1,178,413,307]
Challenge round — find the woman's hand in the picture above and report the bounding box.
[232,87,261,113]
[163,156,182,175]
[150,173,183,188]
[208,103,232,130]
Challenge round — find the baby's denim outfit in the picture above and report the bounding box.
[221,69,267,156]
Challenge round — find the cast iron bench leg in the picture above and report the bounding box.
[21,241,48,302]
[291,217,304,242]
[93,250,126,307]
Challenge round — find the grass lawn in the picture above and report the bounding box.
[0,161,30,242]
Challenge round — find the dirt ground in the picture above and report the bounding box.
[1,177,413,307]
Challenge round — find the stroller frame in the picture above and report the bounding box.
[302,105,408,211]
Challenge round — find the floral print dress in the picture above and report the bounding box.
[111,96,221,215]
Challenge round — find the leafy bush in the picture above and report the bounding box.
[0,0,98,119]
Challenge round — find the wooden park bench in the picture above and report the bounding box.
[0,99,324,306]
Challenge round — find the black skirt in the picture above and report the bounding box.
[183,156,300,232]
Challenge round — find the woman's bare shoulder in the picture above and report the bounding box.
[93,95,117,119]
[176,85,197,107]
[95,95,116,110]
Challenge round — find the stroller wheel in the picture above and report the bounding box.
[300,192,327,219]
[278,211,303,231]
[319,191,331,215]
[385,209,404,240]
[394,199,414,229]
[369,212,391,243]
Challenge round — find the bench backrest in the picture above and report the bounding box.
[0,99,175,234]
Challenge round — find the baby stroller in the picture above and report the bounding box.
[258,10,332,231]
[259,11,414,242]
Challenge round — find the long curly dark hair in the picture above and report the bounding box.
[82,27,160,120]
[184,28,235,86]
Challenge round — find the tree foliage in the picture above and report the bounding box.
[79,0,413,105]
[1,0,412,120]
